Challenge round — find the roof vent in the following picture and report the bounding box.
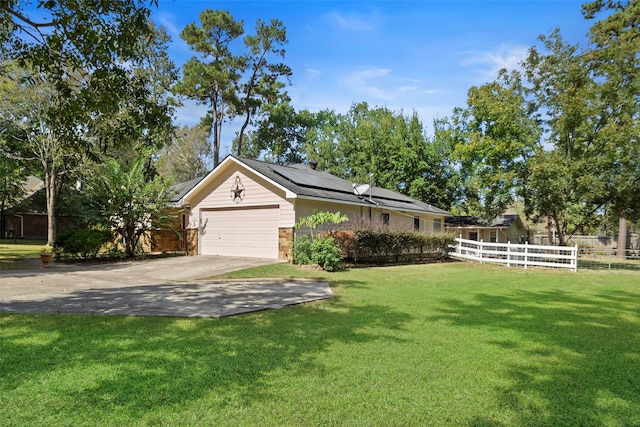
[309,160,318,170]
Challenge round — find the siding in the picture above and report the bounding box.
[294,199,446,235]
[187,164,294,230]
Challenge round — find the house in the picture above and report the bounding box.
[166,155,451,260]
[445,214,529,244]
[1,176,78,239]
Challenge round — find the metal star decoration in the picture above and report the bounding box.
[230,176,245,202]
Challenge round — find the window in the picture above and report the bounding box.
[433,218,442,232]
[381,213,390,226]
[490,231,497,243]
[414,216,420,231]
[469,231,478,241]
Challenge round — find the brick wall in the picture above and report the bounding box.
[3,213,79,240]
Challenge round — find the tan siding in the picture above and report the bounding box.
[188,164,294,231]
[294,199,445,235]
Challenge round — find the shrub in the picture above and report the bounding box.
[311,236,343,271]
[327,221,456,264]
[324,230,357,259]
[293,235,312,265]
[54,228,112,261]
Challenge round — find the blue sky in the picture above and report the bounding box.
[154,0,595,152]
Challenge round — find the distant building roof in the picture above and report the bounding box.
[23,176,44,197]
[445,214,521,228]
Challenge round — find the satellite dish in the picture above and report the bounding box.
[353,183,370,196]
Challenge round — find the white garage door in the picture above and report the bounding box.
[200,207,280,259]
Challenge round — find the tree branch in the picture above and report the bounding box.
[0,4,57,29]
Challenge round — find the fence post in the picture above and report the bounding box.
[524,241,529,269]
[458,233,462,256]
[572,244,578,272]
[479,239,483,264]
[507,241,511,268]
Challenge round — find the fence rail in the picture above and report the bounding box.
[578,248,640,273]
[451,237,578,272]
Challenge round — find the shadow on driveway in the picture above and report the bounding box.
[0,256,332,317]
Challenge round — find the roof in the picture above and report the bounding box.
[177,155,451,216]
[445,214,522,228]
[23,176,44,197]
[170,176,204,204]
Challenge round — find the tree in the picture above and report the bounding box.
[305,103,458,209]
[84,155,174,258]
[175,10,292,166]
[174,9,244,168]
[446,70,541,221]
[0,67,29,239]
[156,125,212,182]
[235,18,292,155]
[1,1,174,245]
[92,23,178,157]
[0,151,27,240]
[524,31,612,245]
[0,68,84,245]
[237,102,318,164]
[1,0,157,88]
[582,0,640,253]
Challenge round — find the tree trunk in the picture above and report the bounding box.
[237,110,251,156]
[44,164,58,246]
[553,214,566,246]
[617,216,628,259]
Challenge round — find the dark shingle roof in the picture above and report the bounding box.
[175,155,451,216]
[236,156,450,216]
[170,176,205,204]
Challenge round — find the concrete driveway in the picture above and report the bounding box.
[0,256,332,317]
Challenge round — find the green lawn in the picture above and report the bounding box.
[1,263,639,426]
[0,239,47,270]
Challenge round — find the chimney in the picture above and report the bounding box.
[309,160,318,170]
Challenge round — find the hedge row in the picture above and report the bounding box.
[322,228,456,264]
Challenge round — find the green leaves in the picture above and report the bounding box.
[175,9,292,166]
[84,155,174,257]
[447,71,540,222]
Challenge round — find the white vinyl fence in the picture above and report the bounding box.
[451,237,578,272]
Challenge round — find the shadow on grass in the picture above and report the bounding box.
[431,288,640,426]
[0,296,412,423]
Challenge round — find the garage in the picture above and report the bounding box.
[200,206,280,259]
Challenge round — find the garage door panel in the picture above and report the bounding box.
[201,208,279,259]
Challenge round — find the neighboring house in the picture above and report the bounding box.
[1,176,78,240]
[445,214,529,244]
[165,155,451,260]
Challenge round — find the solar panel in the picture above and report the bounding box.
[272,167,354,193]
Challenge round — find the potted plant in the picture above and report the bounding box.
[40,246,53,268]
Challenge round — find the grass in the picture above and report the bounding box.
[1,263,639,426]
[0,239,47,270]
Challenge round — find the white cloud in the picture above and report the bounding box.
[342,67,394,101]
[459,44,529,82]
[157,13,181,39]
[323,10,378,32]
[306,68,321,77]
